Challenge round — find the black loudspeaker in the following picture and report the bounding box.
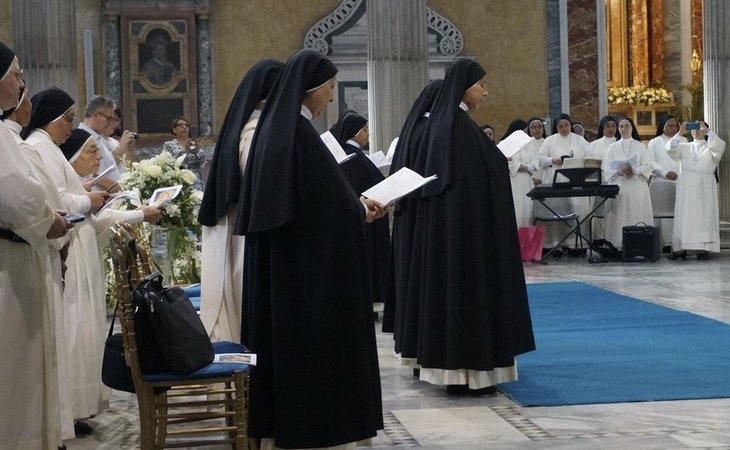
[622,225,660,262]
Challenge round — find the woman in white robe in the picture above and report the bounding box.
[588,115,618,160]
[509,117,543,227]
[58,129,159,422]
[0,45,70,450]
[198,59,283,343]
[535,113,591,250]
[25,89,159,431]
[3,90,77,443]
[601,117,654,248]
[647,115,685,251]
[666,121,726,258]
[587,115,619,240]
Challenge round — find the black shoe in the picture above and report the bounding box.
[446,384,497,396]
[662,245,672,254]
[667,251,687,260]
[58,446,67,450]
[696,251,710,260]
[74,420,93,435]
[446,384,470,395]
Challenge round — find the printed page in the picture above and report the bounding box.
[95,191,140,215]
[212,353,257,366]
[320,131,356,164]
[367,151,390,169]
[497,130,532,158]
[149,185,183,207]
[608,154,638,171]
[90,165,116,184]
[361,167,437,206]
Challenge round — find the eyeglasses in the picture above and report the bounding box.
[61,112,75,123]
[97,111,118,123]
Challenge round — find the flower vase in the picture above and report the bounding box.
[149,225,200,285]
[150,226,173,283]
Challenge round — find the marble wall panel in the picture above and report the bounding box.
[428,0,549,134]
[546,0,562,121]
[0,2,12,44]
[210,0,336,132]
[649,0,664,83]
[663,0,683,99]
[568,0,599,135]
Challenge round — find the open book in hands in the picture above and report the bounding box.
[608,154,638,172]
[497,130,532,158]
[361,167,437,207]
[95,190,141,215]
[367,151,391,176]
[320,131,357,164]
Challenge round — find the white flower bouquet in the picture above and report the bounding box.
[608,85,673,105]
[120,151,202,283]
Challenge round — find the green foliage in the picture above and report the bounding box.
[670,81,704,122]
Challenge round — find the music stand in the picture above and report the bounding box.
[552,167,602,187]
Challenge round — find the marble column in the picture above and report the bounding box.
[567,0,600,137]
[197,14,213,137]
[546,0,563,123]
[703,0,730,220]
[12,0,77,98]
[104,14,121,102]
[366,0,428,154]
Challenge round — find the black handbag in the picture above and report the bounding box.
[132,272,214,374]
[101,303,136,393]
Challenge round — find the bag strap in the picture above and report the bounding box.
[633,221,649,227]
[107,298,120,340]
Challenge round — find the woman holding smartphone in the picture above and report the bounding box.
[666,120,726,259]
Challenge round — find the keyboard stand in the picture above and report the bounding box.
[535,196,614,264]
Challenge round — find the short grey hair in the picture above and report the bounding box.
[84,95,117,118]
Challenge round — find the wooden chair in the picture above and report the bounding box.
[109,223,250,450]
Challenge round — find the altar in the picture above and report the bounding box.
[608,102,675,140]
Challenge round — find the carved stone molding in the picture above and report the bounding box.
[303,0,363,55]
[303,0,463,57]
[426,8,463,56]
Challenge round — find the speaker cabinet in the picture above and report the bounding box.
[622,225,661,262]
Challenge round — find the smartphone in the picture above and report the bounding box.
[686,122,700,131]
[64,213,86,223]
[131,132,139,139]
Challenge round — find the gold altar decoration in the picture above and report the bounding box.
[608,86,675,138]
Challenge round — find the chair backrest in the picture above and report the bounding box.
[109,224,154,389]
[533,196,577,220]
[649,180,676,218]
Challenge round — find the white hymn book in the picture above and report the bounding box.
[608,154,637,171]
[367,151,390,169]
[497,130,532,158]
[361,167,437,206]
[320,131,357,164]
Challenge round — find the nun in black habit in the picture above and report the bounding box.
[381,80,441,344]
[408,59,535,392]
[234,49,384,449]
[197,59,283,343]
[329,110,389,305]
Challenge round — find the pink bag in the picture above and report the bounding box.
[518,226,545,262]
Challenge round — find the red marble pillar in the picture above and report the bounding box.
[567,0,600,138]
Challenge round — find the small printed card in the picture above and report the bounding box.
[212,353,257,366]
[148,185,183,207]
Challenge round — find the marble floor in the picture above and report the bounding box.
[69,253,730,449]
